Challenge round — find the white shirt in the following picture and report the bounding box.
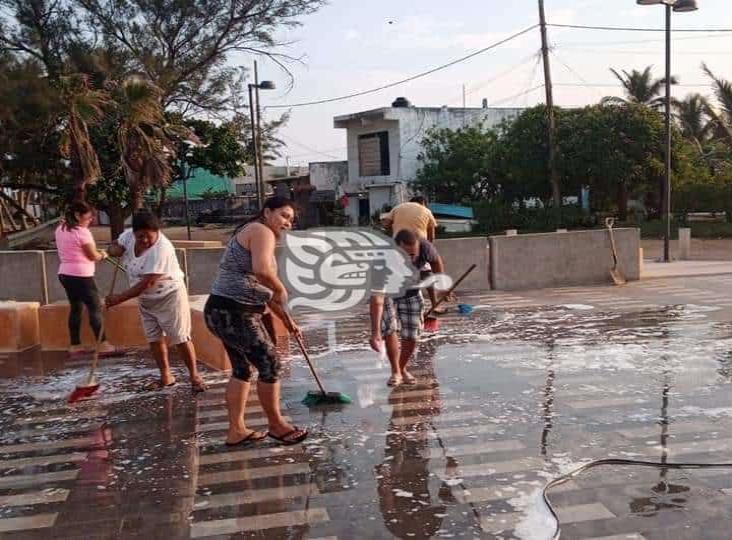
[117,230,185,299]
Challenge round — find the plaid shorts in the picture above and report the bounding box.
[381,293,425,342]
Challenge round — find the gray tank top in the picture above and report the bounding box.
[210,232,274,307]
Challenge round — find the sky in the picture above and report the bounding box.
[228,0,732,166]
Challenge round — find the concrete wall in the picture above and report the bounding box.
[433,237,490,292]
[488,228,641,291]
[185,247,224,295]
[0,251,48,303]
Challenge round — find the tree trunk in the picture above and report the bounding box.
[131,187,144,211]
[107,203,126,241]
[155,187,167,217]
[617,182,628,221]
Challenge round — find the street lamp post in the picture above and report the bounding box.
[247,75,276,210]
[636,0,698,263]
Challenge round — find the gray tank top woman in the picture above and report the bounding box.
[210,233,274,306]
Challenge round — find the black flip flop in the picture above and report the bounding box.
[268,427,308,446]
[225,430,267,447]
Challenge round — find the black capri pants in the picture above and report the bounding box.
[58,274,105,345]
[203,295,280,383]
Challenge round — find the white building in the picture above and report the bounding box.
[232,164,309,196]
[334,97,523,224]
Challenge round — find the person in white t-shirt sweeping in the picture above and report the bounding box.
[106,211,206,393]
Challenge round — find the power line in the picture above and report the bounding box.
[280,134,344,159]
[491,84,546,106]
[550,50,604,100]
[447,51,541,106]
[264,24,539,109]
[284,147,348,159]
[555,82,709,88]
[555,46,731,56]
[549,23,732,33]
[556,32,732,47]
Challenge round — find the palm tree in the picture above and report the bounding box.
[58,74,111,202]
[701,63,732,148]
[113,77,175,210]
[602,66,678,109]
[672,94,712,154]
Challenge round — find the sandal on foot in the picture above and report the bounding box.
[143,379,177,391]
[225,430,267,447]
[402,371,417,385]
[268,427,308,446]
[387,374,403,387]
[431,306,448,315]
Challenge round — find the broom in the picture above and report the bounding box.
[67,258,120,404]
[423,264,477,333]
[288,315,351,406]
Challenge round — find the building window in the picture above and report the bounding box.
[358,131,390,176]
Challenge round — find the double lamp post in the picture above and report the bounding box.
[636,0,698,262]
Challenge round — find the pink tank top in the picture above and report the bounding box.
[55,224,96,277]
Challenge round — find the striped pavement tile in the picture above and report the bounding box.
[0,436,99,455]
[0,451,87,470]
[190,508,329,538]
[0,514,59,533]
[0,469,79,489]
[194,483,318,510]
[436,456,544,480]
[422,439,526,459]
[197,462,311,486]
[379,398,467,413]
[198,445,306,466]
[390,410,484,427]
[0,489,70,507]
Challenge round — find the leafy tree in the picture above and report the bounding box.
[74,0,324,115]
[1,0,311,237]
[414,125,503,204]
[602,66,678,109]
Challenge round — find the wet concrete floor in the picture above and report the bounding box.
[3,275,732,539]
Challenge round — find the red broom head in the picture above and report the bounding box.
[67,384,99,404]
[423,317,440,333]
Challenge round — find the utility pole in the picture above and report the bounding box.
[538,0,561,207]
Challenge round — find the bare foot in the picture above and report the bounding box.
[190,376,207,393]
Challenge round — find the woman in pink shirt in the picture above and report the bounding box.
[55,201,116,357]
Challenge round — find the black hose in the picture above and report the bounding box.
[542,458,732,539]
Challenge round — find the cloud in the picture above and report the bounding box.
[344,29,360,41]
[548,8,577,26]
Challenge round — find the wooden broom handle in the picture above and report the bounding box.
[424,264,477,319]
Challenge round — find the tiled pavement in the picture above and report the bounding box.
[3,275,732,538]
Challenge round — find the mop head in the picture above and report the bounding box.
[302,390,352,406]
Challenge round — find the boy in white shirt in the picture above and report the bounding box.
[107,211,206,392]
